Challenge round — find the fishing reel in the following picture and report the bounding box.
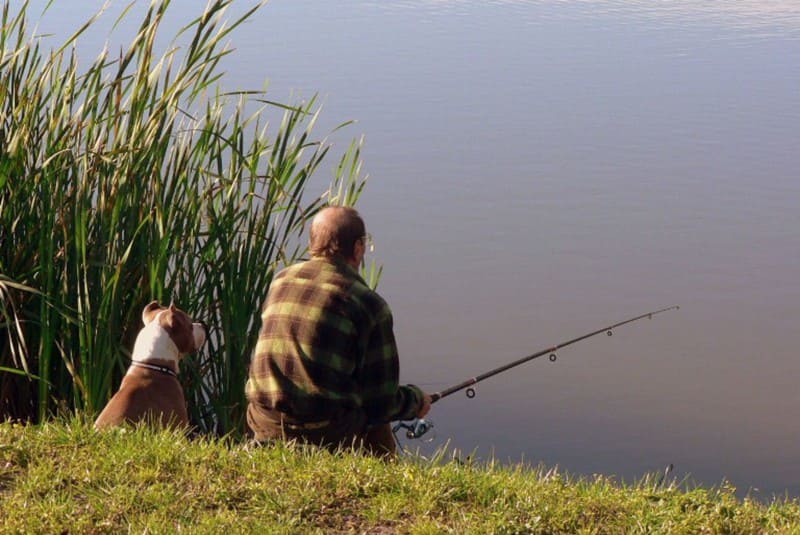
[392,418,435,441]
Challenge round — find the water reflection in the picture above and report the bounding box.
[368,0,800,39]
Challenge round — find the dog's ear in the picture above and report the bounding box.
[142,300,162,325]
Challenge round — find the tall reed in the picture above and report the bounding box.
[0,0,368,435]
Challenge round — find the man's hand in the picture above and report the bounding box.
[417,392,432,418]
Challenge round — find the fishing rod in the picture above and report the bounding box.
[394,305,679,440]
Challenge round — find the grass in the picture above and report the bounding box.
[1,0,369,434]
[2,420,800,534]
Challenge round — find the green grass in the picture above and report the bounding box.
[2,420,799,534]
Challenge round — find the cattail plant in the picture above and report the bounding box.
[0,0,368,436]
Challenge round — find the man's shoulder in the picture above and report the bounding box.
[274,259,323,281]
[348,277,391,318]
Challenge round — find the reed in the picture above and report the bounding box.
[0,0,368,435]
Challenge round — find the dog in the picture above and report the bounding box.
[94,300,206,430]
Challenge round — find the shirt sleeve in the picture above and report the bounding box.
[358,305,423,423]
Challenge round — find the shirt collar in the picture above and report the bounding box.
[311,255,367,285]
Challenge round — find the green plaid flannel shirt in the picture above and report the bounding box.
[245,257,424,424]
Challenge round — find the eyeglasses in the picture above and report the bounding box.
[361,233,374,252]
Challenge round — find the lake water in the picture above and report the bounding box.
[27,0,800,498]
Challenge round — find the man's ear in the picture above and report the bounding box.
[351,239,365,268]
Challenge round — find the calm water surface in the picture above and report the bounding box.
[29,0,800,497]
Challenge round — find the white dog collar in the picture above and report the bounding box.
[130,361,178,377]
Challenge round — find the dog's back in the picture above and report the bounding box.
[94,364,189,429]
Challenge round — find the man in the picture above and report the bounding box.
[245,206,431,456]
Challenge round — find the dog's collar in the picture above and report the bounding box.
[130,361,178,377]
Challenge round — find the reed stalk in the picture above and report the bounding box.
[0,0,368,435]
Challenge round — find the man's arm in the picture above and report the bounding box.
[358,307,427,423]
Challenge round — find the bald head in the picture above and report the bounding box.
[309,206,366,261]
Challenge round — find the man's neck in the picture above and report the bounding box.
[312,254,359,269]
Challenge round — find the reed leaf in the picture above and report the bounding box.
[0,0,369,435]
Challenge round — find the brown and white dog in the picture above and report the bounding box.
[94,301,206,430]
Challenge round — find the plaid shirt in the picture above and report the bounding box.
[245,257,423,424]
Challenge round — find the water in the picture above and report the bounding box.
[25,0,800,498]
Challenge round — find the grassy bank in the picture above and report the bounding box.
[1,420,799,533]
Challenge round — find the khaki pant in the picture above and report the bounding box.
[246,403,397,458]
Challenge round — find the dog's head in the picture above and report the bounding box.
[142,301,207,355]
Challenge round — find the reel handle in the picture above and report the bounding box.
[392,418,434,440]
